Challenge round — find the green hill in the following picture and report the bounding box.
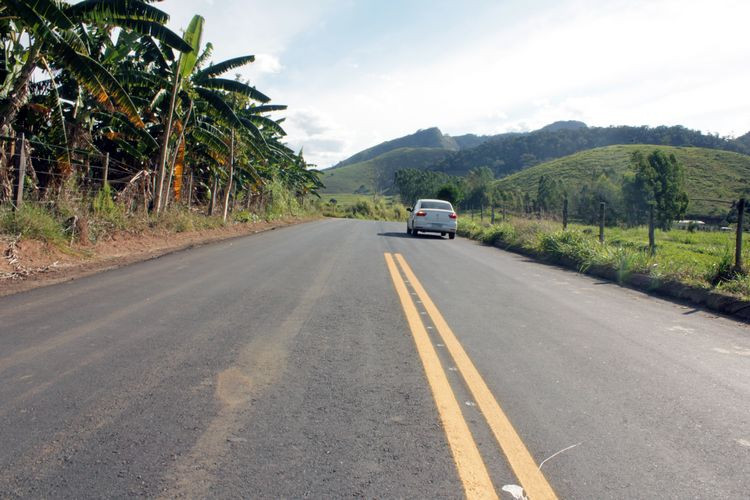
[439,124,745,178]
[331,127,457,169]
[494,145,750,219]
[321,147,453,194]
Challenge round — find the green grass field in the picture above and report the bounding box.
[458,216,749,300]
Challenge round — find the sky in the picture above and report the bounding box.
[159,0,750,168]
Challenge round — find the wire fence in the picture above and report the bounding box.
[0,134,199,213]
[461,196,748,272]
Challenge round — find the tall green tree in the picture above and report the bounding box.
[623,150,689,229]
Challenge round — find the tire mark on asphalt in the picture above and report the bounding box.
[160,224,354,499]
[0,299,256,496]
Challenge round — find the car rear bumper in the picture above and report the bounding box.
[414,223,456,233]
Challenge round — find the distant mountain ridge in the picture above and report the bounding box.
[321,120,750,195]
[330,127,496,169]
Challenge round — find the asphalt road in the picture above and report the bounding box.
[1,218,749,499]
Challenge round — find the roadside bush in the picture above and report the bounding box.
[0,204,66,244]
[705,250,738,285]
[233,210,261,223]
[538,230,597,267]
[716,272,750,298]
[346,199,374,219]
[480,223,516,247]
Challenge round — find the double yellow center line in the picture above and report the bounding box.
[384,252,557,500]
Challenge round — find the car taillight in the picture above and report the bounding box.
[449,213,457,219]
[416,211,427,216]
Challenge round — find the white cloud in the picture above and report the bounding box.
[158,0,750,167]
[253,54,283,74]
[280,0,750,166]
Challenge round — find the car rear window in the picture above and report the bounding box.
[420,201,452,210]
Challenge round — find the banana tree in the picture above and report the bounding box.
[0,0,190,135]
[154,15,279,215]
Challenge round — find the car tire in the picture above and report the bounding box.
[413,229,419,236]
[449,232,456,240]
[441,232,446,237]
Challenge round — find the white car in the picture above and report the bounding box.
[407,199,458,239]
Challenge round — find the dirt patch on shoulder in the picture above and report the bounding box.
[0,217,313,297]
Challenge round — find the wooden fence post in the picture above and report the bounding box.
[102,152,109,186]
[562,197,568,230]
[187,170,193,209]
[599,202,605,244]
[736,198,746,272]
[14,133,26,211]
[648,204,655,255]
[491,204,495,224]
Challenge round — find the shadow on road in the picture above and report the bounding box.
[377,232,445,240]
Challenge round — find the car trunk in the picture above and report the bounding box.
[416,209,456,230]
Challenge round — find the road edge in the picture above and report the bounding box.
[0,217,316,298]
[466,238,750,323]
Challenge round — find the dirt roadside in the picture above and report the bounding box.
[0,217,315,297]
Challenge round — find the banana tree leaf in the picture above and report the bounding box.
[55,42,144,127]
[66,0,170,24]
[5,0,65,45]
[140,36,170,69]
[245,104,287,114]
[191,125,229,157]
[95,111,159,150]
[177,14,203,79]
[113,19,192,52]
[245,115,286,136]
[200,77,270,103]
[14,0,75,29]
[194,87,243,129]
[194,55,254,80]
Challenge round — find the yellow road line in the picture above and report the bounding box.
[384,253,498,500]
[394,253,558,500]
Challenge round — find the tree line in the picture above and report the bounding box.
[394,150,713,229]
[0,1,322,218]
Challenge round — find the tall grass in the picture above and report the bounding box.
[458,217,749,300]
[0,204,67,244]
[322,195,407,221]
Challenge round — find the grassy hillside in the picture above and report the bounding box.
[439,125,745,179]
[321,147,452,194]
[494,145,750,218]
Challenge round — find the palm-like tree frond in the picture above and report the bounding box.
[194,55,254,80]
[114,19,192,52]
[66,0,170,24]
